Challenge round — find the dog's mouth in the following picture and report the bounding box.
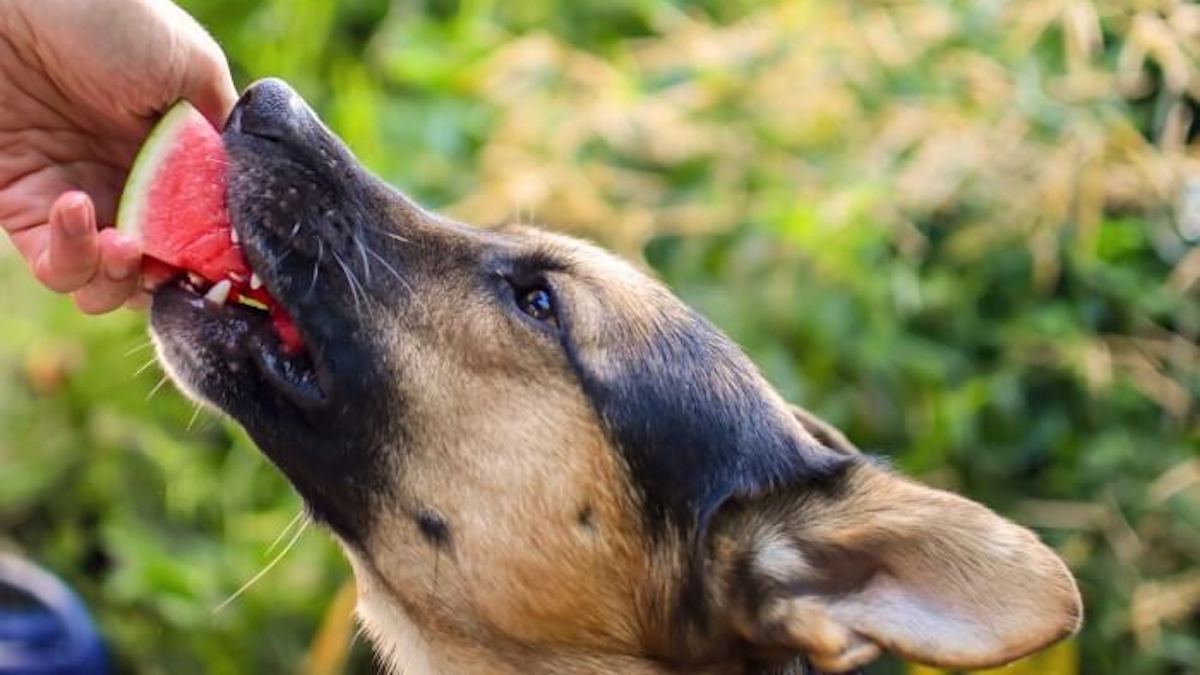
[149,114,333,413]
[149,80,383,419]
[152,270,328,410]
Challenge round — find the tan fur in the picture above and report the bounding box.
[346,234,662,669]
[337,230,1079,673]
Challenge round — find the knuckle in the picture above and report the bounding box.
[41,247,99,289]
[196,41,230,77]
[73,289,115,315]
[35,265,85,293]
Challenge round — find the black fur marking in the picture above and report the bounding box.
[416,509,452,549]
[577,504,595,529]
[150,287,392,545]
[564,303,852,536]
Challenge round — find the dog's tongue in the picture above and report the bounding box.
[114,101,304,356]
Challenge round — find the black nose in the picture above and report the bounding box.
[225,78,316,142]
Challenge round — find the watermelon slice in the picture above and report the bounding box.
[116,101,303,355]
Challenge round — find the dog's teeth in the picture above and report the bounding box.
[205,279,232,306]
[230,228,240,245]
[188,272,206,286]
[250,273,263,290]
[229,272,245,284]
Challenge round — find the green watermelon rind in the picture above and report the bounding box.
[115,101,207,239]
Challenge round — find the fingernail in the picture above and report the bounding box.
[62,198,92,238]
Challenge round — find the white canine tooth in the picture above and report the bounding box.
[250,273,263,290]
[188,272,205,286]
[205,279,232,306]
[230,228,240,245]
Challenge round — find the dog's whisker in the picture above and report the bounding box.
[364,246,403,285]
[364,225,410,245]
[307,240,324,299]
[264,510,307,558]
[364,246,426,315]
[185,403,205,432]
[333,254,361,312]
[123,339,155,358]
[331,248,365,317]
[145,375,170,400]
[213,518,310,613]
[349,623,367,651]
[353,232,372,285]
[133,355,160,378]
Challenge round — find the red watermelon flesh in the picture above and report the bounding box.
[117,101,303,355]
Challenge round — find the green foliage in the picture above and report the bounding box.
[2,0,1197,673]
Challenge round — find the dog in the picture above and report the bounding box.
[150,79,1082,674]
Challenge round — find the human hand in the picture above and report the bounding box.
[0,0,236,313]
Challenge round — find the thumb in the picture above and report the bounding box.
[183,45,238,130]
[151,0,239,129]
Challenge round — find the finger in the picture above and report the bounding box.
[184,43,238,128]
[34,192,101,293]
[72,229,142,315]
[156,0,239,128]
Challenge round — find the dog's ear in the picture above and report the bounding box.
[789,404,859,456]
[707,462,1082,672]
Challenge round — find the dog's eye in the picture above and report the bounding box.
[517,286,556,323]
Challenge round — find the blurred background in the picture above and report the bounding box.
[1,0,1198,673]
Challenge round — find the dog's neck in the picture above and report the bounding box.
[356,593,672,675]
[357,594,833,675]
[356,590,822,675]
[348,549,834,675]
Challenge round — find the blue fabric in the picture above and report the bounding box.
[0,555,107,675]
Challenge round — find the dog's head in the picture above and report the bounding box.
[151,79,1081,674]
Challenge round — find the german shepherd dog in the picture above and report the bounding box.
[150,79,1082,674]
